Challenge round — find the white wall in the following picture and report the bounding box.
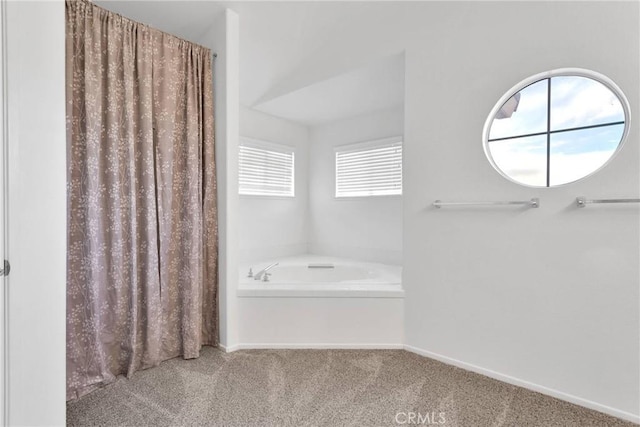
[200,8,241,350]
[6,1,66,425]
[309,108,403,264]
[400,2,639,421]
[237,297,403,349]
[238,106,403,265]
[239,107,310,262]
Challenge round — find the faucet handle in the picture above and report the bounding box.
[262,273,271,282]
[247,268,253,278]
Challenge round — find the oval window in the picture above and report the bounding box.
[483,69,630,187]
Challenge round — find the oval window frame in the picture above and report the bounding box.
[482,68,631,188]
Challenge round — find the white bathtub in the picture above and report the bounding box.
[238,255,403,298]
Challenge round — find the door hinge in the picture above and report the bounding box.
[0,260,10,277]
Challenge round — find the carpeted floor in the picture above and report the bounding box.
[67,347,635,426]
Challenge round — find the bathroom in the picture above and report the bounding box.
[1,1,639,425]
[236,52,405,347]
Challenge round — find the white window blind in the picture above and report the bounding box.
[335,137,403,197]
[239,142,295,197]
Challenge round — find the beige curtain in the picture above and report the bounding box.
[66,0,218,400]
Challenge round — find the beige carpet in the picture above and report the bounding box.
[67,347,635,426]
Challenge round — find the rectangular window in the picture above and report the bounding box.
[239,139,295,197]
[335,136,402,198]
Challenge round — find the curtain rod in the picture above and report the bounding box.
[81,0,215,55]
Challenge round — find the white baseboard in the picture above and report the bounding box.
[217,343,241,353]
[227,343,404,351]
[404,345,640,425]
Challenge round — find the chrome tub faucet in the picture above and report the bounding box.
[254,262,279,281]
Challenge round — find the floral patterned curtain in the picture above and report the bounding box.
[66,0,217,400]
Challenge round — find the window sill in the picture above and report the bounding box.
[240,194,297,201]
[333,195,402,201]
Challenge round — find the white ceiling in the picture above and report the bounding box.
[94,1,406,126]
[94,1,229,45]
[253,53,405,126]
